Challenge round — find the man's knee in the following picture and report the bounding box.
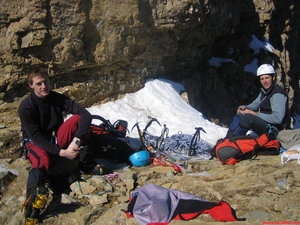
[239,114,269,135]
[27,146,50,170]
[239,114,257,128]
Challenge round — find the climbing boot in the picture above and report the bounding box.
[22,186,49,224]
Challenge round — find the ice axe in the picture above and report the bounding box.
[188,127,207,156]
[143,117,161,134]
[132,122,147,150]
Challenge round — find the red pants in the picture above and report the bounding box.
[25,115,84,197]
[26,114,81,170]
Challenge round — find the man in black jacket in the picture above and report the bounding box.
[18,66,92,224]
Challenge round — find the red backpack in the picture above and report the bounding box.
[212,134,280,165]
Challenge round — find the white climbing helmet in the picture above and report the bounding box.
[257,64,275,77]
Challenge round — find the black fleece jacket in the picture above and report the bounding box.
[18,90,92,155]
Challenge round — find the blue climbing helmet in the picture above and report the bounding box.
[129,151,151,167]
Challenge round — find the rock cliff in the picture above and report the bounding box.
[0,0,299,155]
[0,1,300,224]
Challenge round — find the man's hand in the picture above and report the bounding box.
[237,105,258,116]
[237,105,246,115]
[243,109,258,115]
[59,138,81,160]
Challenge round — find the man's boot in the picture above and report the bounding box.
[23,186,49,225]
[225,116,247,139]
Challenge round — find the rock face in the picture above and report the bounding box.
[0,0,297,104]
[0,2,299,224]
[0,1,299,153]
[0,0,245,105]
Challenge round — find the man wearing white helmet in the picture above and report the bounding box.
[225,63,288,139]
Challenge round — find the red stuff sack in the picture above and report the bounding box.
[213,133,280,165]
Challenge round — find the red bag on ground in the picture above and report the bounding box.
[123,184,244,225]
[213,133,280,165]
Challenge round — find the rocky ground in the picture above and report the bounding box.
[0,152,299,225]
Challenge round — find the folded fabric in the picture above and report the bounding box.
[277,129,300,149]
[281,144,300,164]
[123,183,244,225]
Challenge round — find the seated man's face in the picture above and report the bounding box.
[259,74,274,90]
[29,75,50,98]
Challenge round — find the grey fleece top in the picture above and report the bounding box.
[246,93,287,124]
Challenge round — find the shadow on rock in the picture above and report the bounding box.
[41,197,83,220]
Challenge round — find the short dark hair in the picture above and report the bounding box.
[27,66,49,85]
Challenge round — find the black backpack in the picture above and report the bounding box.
[87,115,134,164]
[89,115,128,138]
